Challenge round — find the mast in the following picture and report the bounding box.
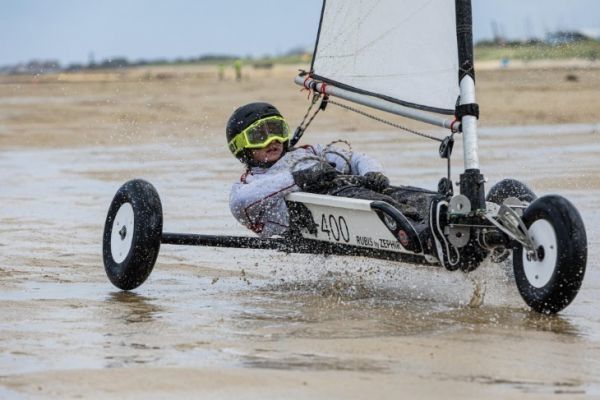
[455,0,485,211]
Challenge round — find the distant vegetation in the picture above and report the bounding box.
[0,48,311,75]
[0,54,245,75]
[2,33,599,75]
[475,39,600,61]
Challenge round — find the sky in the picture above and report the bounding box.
[1,0,599,66]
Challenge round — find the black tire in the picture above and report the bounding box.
[103,179,163,290]
[486,178,537,205]
[513,195,587,314]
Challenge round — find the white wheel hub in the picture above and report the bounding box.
[522,219,558,288]
[110,203,135,263]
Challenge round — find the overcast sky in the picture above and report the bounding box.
[1,0,599,66]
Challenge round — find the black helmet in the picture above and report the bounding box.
[226,102,288,167]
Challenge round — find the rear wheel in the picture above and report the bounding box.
[513,195,587,313]
[486,178,536,205]
[486,179,537,263]
[103,179,163,290]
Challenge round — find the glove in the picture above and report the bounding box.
[292,162,338,192]
[364,171,390,192]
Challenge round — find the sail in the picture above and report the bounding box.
[311,0,463,115]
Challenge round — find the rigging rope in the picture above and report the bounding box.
[324,98,457,192]
[290,92,328,147]
[290,140,353,175]
[326,98,443,143]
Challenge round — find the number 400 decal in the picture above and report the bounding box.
[320,214,350,243]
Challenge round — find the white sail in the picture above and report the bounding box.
[311,0,460,115]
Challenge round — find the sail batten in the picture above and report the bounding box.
[310,0,462,115]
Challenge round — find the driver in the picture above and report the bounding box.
[227,102,390,237]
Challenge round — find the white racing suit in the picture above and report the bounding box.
[229,144,384,237]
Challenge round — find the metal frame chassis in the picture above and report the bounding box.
[161,232,430,265]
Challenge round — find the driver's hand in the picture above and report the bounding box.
[292,162,338,192]
[364,171,390,192]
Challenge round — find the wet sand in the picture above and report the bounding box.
[1,64,600,399]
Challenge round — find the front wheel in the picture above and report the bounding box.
[513,195,587,313]
[103,179,163,290]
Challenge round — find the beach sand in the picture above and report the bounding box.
[1,62,599,399]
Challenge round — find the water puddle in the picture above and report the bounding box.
[1,124,599,392]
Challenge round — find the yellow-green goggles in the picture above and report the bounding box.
[228,116,289,155]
